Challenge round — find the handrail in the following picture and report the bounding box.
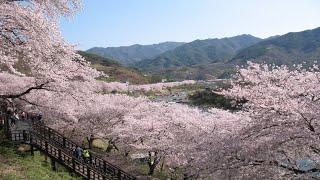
[9,122,137,180]
[32,123,135,179]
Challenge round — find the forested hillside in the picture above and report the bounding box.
[230,27,320,66]
[134,34,261,72]
[87,42,185,65]
[78,51,149,84]
[135,28,320,80]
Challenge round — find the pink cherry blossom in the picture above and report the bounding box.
[210,62,320,179]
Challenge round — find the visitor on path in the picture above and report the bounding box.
[83,149,91,163]
[10,112,19,126]
[28,112,34,124]
[37,112,43,122]
[21,111,27,121]
[74,146,83,159]
[29,112,42,124]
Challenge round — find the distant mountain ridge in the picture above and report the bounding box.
[86,27,320,81]
[230,27,320,66]
[135,34,262,72]
[87,42,185,65]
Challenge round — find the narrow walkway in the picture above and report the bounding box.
[7,119,136,180]
[10,119,31,131]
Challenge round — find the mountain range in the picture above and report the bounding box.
[87,42,185,65]
[230,27,320,66]
[134,34,262,72]
[86,27,320,80]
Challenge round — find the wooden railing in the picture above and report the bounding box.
[9,123,137,180]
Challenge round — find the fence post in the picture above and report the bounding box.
[103,161,106,173]
[58,149,62,161]
[48,128,51,139]
[30,134,34,156]
[22,130,27,142]
[89,155,92,164]
[45,141,48,153]
[118,170,122,179]
[51,158,57,171]
[72,157,76,171]
[87,166,91,179]
[63,137,66,148]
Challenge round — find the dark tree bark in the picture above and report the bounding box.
[147,151,162,175]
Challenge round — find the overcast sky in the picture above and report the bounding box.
[60,0,320,50]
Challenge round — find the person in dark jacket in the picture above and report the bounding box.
[37,112,43,121]
[21,111,27,121]
[10,111,19,126]
[74,146,83,159]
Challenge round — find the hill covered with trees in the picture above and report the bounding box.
[86,27,320,81]
[134,28,320,80]
[78,51,149,84]
[230,27,320,66]
[135,34,262,72]
[87,42,185,65]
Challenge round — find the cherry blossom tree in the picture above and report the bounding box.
[0,0,100,112]
[96,80,196,93]
[211,62,320,179]
[47,84,250,175]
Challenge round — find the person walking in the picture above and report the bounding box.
[10,111,19,126]
[74,146,83,159]
[82,149,91,163]
[32,112,43,124]
[37,112,43,121]
[21,111,27,121]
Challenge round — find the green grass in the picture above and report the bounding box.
[0,133,80,180]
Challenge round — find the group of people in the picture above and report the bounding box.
[72,134,95,163]
[10,111,25,126]
[73,146,91,163]
[10,110,43,126]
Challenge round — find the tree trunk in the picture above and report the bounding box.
[124,149,130,157]
[147,151,162,175]
[148,164,157,175]
[160,157,165,172]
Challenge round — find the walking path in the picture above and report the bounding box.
[6,118,136,180]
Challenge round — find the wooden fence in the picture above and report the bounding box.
[8,122,136,180]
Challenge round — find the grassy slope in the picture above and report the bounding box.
[78,51,150,84]
[0,131,79,180]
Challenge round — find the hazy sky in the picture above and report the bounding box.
[60,0,320,50]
